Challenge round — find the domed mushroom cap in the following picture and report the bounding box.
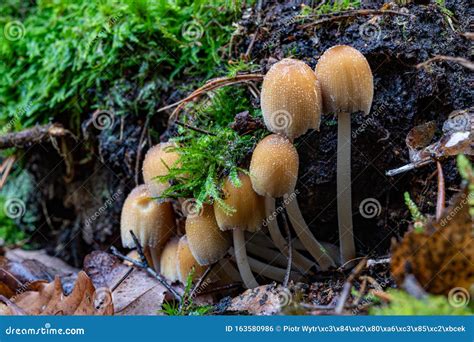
[185,204,231,266]
[261,58,323,140]
[214,173,266,233]
[142,142,180,198]
[160,237,180,282]
[249,134,299,198]
[315,45,373,115]
[177,236,206,283]
[120,185,176,249]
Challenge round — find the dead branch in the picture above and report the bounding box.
[0,123,72,149]
[0,156,15,189]
[416,55,474,71]
[299,9,413,30]
[335,258,367,314]
[157,74,264,122]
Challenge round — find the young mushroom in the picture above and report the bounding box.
[120,185,176,271]
[260,59,336,270]
[315,45,374,265]
[160,237,180,282]
[142,142,180,198]
[176,235,206,284]
[185,204,231,267]
[214,172,265,288]
[250,134,335,271]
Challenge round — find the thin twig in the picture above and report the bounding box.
[175,121,216,136]
[416,55,474,71]
[299,9,413,29]
[0,156,15,189]
[189,264,215,299]
[335,258,367,314]
[436,161,445,221]
[130,230,147,265]
[110,246,181,301]
[0,123,73,149]
[282,213,292,288]
[110,268,134,292]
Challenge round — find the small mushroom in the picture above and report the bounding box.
[120,185,177,271]
[160,237,180,282]
[250,134,334,271]
[142,142,180,198]
[176,235,206,284]
[214,172,265,288]
[315,45,374,265]
[185,204,231,266]
[261,58,323,140]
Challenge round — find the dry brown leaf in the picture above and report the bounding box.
[391,186,474,294]
[227,284,289,315]
[0,271,113,315]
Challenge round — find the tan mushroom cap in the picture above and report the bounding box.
[261,58,323,140]
[120,185,176,249]
[142,142,180,198]
[177,236,206,283]
[185,204,231,266]
[315,45,374,115]
[214,173,266,233]
[249,134,299,198]
[160,237,180,282]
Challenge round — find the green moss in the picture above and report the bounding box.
[0,0,247,131]
[157,87,265,211]
[301,0,360,16]
[370,289,473,315]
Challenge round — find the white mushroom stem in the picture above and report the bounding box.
[233,229,259,289]
[265,196,314,273]
[337,112,356,265]
[246,242,288,268]
[230,249,298,282]
[284,195,336,270]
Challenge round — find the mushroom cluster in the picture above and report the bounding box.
[117,45,374,291]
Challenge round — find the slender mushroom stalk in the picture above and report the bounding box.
[315,45,374,265]
[142,142,180,198]
[176,236,206,284]
[260,58,335,270]
[214,173,265,289]
[185,204,231,267]
[120,185,176,272]
[250,134,335,270]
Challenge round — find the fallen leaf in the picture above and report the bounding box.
[0,271,113,315]
[391,186,474,294]
[227,284,289,315]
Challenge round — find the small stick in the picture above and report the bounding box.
[130,230,147,265]
[436,161,445,221]
[0,123,72,149]
[281,213,292,288]
[110,246,181,301]
[335,258,367,314]
[189,264,215,299]
[416,55,474,71]
[300,9,413,30]
[386,157,432,176]
[110,268,134,292]
[0,156,15,189]
[175,121,216,136]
